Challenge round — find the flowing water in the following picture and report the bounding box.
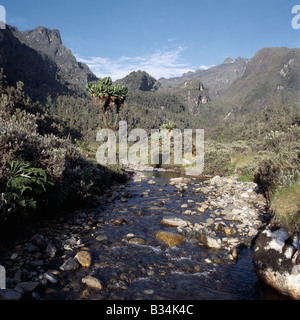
[43,170,284,300]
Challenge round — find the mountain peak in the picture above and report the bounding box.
[2,24,98,97]
[22,26,62,45]
[115,70,161,92]
[223,57,234,64]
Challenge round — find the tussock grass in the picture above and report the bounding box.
[271,183,300,236]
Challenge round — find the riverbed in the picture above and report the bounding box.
[0,167,287,300]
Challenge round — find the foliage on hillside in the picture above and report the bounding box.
[1,28,300,235]
[199,103,300,235]
[0,70,126,225]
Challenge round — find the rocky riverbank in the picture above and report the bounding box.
[253,223,300,300]
[0,164,165,300]
[169,175,270,257]
[0,166,272,300]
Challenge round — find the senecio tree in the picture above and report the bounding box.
[86,77,128,130]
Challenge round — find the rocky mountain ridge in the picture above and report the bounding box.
[115,70,210,114]
[158,57,249,99]
[0,25,97,99]
[217,47,300,115]
[11,26,98,87]
[1,24,299,128]
[114,70,161,92]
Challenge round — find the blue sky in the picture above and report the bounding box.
[1,0,300,80]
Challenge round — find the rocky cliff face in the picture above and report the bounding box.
[172,79,210,113]
[219,47,300,110]
[11,26,98,87]
[22,26,62,45]
[159,57,249,99]
[0,26,64,98]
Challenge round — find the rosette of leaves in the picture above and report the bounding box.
[86,78,128,130]
[4,160,54,218]
[160,122,177,131]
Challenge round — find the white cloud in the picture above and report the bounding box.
[198,65,215,70]
[75,46,193,81]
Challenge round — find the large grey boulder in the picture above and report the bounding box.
[198,229,222,249]
[253,226,300,300]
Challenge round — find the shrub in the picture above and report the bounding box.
[203,141,231,175]
[160,122,177,131]
[2,160,53,218]
[0,76,126,223]
[254,159,280,200]
[271,182,300,236]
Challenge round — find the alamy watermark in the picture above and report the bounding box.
[0,5,6,42]
[0,265,5,289]
[96,121,204,176]
[292,5,300,30]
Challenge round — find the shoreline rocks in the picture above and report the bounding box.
[253,225,300,300]
[176,175,269,258]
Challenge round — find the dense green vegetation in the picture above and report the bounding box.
[0,70,126,227]
[200,104,300,235]
[1,26,299,236]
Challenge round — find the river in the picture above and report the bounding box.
[40,169,286,300]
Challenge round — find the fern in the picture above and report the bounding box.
[5,160,54,215]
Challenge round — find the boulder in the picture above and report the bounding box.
[181,204,189,208]
[198,230,222,249]
[111,217,130,225]
[128,237,146,245]
[155,231,186,247]
[59,257,79,271]
[43,272,59,284]
[15,281,40,293]
[75,251,92,267]
[45,242,57,258]
[82,276,103,291]
[160,217,189,228]
[253,227,300,300]
[0,289,22,300]
[95,235,108,242]
[223,226,236,236]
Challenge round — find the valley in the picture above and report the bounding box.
[0,24,299,301]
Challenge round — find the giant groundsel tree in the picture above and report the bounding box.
[86,77,128,130]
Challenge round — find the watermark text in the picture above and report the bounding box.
[0,265,6,289]
[292,5,300,30]
[96,121,204,176]
[0,5,6,29]
[0,5,6,42]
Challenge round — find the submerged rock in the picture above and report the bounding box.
[160,217,189,228]
[81,276,103,291]
[59,257,79,271]
[155,231,186,247]
[128,237,146,245]
[111,217,130,225]
[0,289,22,300]
[75,251,92,267]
